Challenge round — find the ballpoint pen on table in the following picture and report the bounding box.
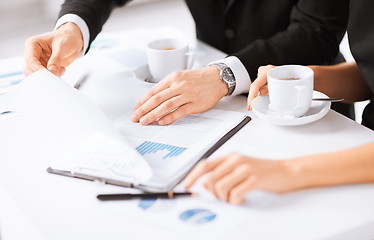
[1,111,13,115]
[312,98,344,102]
[97,191,195,201]
[74,73,90,90]
[0,110,20,120]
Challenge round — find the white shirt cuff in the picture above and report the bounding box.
[55,14,90,55]
[210,56,251,96]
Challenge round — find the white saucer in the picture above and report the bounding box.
[133,62,204,85]
[251,91,331,126]
[133,64,157,84]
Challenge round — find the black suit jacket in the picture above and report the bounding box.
[348,0,374,130]
[59,0,348,80]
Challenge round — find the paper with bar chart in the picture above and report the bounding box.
[114,109,249,190]
[30,66,249,191]
[0,58,24,95]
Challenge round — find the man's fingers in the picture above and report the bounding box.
[23,38,47,76]
[134,80,171,110]
[157,103,193,125]
[184,156,228,190]
[46,38,80,77]
[59,66,66,76]
[23,58,46,76]
[47,46,65,77]
[137,95,187,125]
[132,86,178,123]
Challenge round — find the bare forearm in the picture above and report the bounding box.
[311,63,372,102]
[286,142,374,191]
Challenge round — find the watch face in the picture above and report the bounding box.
[222,68,235,83]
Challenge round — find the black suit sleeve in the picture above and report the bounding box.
[58,0,130,49]
[233,0,349,80]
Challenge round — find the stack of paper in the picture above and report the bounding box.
[1,69,250,192]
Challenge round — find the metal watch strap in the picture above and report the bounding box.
[209,62,236,96]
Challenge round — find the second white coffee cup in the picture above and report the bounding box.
[146,38,194,83]
[267,65,314,118]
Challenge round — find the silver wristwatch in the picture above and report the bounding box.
[209,62,236,96]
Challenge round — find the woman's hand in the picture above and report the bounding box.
[184,153,296,205]
[247,65,276,110]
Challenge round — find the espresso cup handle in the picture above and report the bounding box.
[185,52,196,70]
[294,85,307,109]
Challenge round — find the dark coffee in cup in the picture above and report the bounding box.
[267,65,314,118]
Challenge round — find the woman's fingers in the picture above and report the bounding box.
[247,65,275,110]
[202,154,243,194]
[228,177,257,205]
[184,156,228,189]
[212,164,252,202]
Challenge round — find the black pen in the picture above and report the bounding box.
[97,191,195,201]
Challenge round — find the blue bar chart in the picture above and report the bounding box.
[136,141,187,160]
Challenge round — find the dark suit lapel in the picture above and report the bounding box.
[224,0,236,14]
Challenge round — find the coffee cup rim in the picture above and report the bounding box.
[267,65,314,81]
[147,38,188,52]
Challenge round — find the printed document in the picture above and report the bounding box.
[2,69,250,191]
[113,109,249,190]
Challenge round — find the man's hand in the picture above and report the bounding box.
[184,153,295,205]
[23,22,84,77]
[131,66,228,125]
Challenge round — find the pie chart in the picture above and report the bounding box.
[138,198,176,211]
[179,208,217,224]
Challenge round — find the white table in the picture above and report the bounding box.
[1,28,374,240]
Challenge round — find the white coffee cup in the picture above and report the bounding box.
[267,65,314,118]
[146,38,194,83]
